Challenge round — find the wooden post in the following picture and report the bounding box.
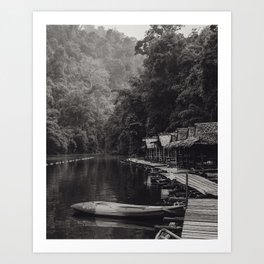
[129,133,132,157]
[185,172,189,207]
[163,147,165,162]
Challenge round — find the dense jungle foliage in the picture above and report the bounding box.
[47,25,217,155]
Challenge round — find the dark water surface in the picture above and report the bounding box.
[47,155,162,239]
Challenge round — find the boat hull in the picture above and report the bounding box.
[71,201,184,218]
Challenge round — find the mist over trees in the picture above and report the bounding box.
[46,25,143,154]
[47,25,217,155]
[105,25,218,155]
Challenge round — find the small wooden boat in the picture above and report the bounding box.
[71,201,184,218]
[155,228,181,239]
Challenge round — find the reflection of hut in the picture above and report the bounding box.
[165,122,218,169]
[143,137,158,161]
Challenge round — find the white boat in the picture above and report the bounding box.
[71,201,184,218]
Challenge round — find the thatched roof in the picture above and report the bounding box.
[188,127,195,137]
[158,133,172,147]
[195,122,217,136]
[167,137,199,149]
[144,137,158,149]
[198,132,218,145]
[170,132,178,142]
[177,128,188,140]
[165,122,217,149]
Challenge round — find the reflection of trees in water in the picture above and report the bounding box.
[47,156,161,239]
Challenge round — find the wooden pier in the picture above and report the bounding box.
[162,172,217,196]
[181,199,218,239]
[127,158,218,197]
[126,159,218,240]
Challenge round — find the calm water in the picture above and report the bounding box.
[47,155,162,239]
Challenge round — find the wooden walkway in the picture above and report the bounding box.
[181,199,218,239]
[127,158,218,197]
[162,172,218,196]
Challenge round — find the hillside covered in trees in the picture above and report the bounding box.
[47,25,217,155]
[46,25,144,154]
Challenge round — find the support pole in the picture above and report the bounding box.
[185,172,189,207]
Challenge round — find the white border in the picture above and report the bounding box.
[33,11,231,253]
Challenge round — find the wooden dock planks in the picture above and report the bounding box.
[162,172,218,196]
[182,199,218,239]
[127,158,218,197]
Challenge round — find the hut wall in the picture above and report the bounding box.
[190,145,218,169]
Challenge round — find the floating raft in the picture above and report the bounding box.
[127,158,217,197]
[181,199,218,239]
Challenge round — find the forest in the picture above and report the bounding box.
[47,25,217,155]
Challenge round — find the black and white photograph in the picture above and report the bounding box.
[33,11,231,252]
[46,23,218,240]
[3,0,264,261]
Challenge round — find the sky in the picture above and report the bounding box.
[101,25,205,40]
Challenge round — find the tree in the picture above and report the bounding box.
[113,25,218,154]
[46,25,143,154]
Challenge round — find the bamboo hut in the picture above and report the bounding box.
[165,122,218,169]
[143,137,158,161]
[191,122,218,169]
[166,131,178,163]
[158,133,172,162]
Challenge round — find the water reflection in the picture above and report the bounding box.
[47,155,161,239]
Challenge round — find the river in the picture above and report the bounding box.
[47,155,162,239]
